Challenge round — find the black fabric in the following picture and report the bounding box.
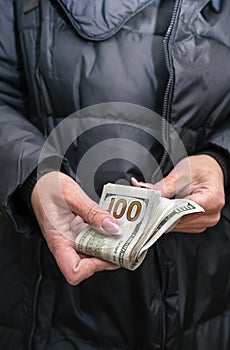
[23,0,39,13]
[153,0,176,114]
[17,155,79,212]
[17,169,38,213]
[197,146,230,187]
[0,0,230,349]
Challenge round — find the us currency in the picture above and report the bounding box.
[75,183,204,270]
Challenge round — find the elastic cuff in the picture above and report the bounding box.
[196,147,230,187]
[17,169,38,213]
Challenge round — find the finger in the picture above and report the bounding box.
[130,177,151,188]
[70,215,88,238]
[45,232,82,285]
[46,230,120,285]
[61,180,120,235]
[153,170,185,198]
[131,177,158,190]
[171,212,221,233]
[73,258,120,285]
[130,177,140,187]
[172,227,207,234]
[78,252,121,270]
[132,172,180,198]
[154,156,196,197]
[187,191,225,215]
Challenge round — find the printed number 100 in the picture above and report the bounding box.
[107,197,142,222]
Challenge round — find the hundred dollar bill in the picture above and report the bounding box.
[75,183,204,270]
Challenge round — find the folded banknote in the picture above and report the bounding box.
[75,183,204,270]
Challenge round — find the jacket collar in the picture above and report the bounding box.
[56,0,154,40]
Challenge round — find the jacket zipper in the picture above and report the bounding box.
[155,1,181,349]
[156,0,182,178]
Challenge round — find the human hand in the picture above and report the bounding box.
[31,171,120,285]
[131,155,225,233]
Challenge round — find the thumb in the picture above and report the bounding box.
[131,174,177,198]
[62,180,120,235]
[153,170,178,198]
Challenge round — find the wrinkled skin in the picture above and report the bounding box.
[132,155,225,233]
[32,155,225,285]
[31,171,120,286]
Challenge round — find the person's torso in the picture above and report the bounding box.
[8,1,230,349]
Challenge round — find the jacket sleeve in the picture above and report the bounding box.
[197,112,230,188]
[197,146,230,188]
[0,1,49,233]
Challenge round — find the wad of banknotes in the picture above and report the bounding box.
[75,183,204,270]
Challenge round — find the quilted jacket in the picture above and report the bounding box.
[0,1,230,349]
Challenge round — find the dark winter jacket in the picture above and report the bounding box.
[0,0,230,349]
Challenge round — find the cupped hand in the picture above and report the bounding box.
[31,171,120,285]
[131,155,225,233]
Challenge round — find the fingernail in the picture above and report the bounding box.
[101,218,120,235]
[131,177,138,183]
[131,177,140,187]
